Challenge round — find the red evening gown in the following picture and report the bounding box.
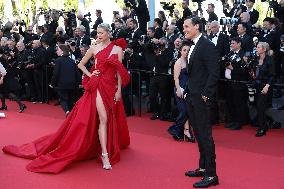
[2,41,130,173]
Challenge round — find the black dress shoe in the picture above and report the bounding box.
[150,113,159,120]
[193,176,219,188]
[0,105,7,110]
[19,104,27,113]
[224,122,234,128]
[184,134,195,143]
[229,123,242,130]
[256,129,266,137]
[185,168,205,177]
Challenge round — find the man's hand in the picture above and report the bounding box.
[202,95,209,102]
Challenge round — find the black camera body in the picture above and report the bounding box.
[16,20,26,27]
[160,2,176,17]
[124,0,137,8]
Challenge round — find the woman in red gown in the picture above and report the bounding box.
[2,23,130,173]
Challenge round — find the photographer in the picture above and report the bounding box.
[153,18,164,39]
[77,12,90,36]
[237,22,254,53]
[91,9,103,38]
[0,43,26,113]
[15,41,33,100]
[27,40,46,103]
[224,37,250,130]
[112,19,128,40]
[75,26,91,47]
[19,25,38,45]
[182,0,192,21]
[207,3,218,23]
[244,0,259,25]
[273,0,284,25]
[149,37,173,121]
[50,44,81,116]
[125,0,150,34]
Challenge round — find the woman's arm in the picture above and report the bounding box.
[78,46,96,77]
[115,47,123,101]
[174,59,182,97]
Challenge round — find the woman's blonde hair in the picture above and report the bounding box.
[258,41,274,56]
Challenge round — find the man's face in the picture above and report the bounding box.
[210,24,219,34]
[230,40,241,51]
[167,26,175,35]
[114,22,121,29]
[16,43,25,52]
[263,21,272,30]
[237,24,246,35]
[183,19,199,40]
[147,29,154,38]
[245,0,254,8]
[207,5,214,13]
[182,1,188,9]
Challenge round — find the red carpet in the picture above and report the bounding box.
[1,102,284,189]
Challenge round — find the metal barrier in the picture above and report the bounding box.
[127,69,284,117]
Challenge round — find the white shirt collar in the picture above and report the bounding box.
[192,33,202,44]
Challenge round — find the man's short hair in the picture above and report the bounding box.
[230,37,242,44]
[77,25,86,33]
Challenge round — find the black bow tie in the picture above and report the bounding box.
[189,40,195,45]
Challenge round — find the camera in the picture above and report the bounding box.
[219,17,239,25]
[160,2,176,17]
[124,0,137,8]
[16,20,26,26]
[234,0,245,4]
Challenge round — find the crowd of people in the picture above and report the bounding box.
[0,0,284,136]
[1,0,284,187]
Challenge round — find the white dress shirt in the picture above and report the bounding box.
[187,33,202,63]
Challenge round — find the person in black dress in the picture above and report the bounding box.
[168,41,195,142]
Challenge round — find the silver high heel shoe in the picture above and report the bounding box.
[101,153,112,170]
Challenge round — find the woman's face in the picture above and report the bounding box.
[56,47,63,56]
[97,27,109,43]
[256,44,266,56]
[180,45,190,58]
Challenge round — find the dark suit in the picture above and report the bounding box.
[246,9,259,25]
[186,35,219,177]
[154,27,164,39]
[51,56,81,112]
[240,34,254,53]
[208,32,230,124]
[76,35,91,47]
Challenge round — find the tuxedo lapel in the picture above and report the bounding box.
[187,36,204,74]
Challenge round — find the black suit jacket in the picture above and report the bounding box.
[208,33,230,58]
[247,9,259,25]
[51,57,81,89]
[154,27,164,39]
[241,34,254,53]
[76,35,91,47]
[187,36,219,99]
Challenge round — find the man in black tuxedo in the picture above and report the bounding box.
[75,25,91,47]
[244,0,259,25]
[183,17,219,188]
[207,4,218,23]
[208,21,230,124]
[237,23,254,53]
[153,18,165,39]
[182,0,192,21]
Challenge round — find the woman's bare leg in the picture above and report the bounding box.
[96,90,108,154]
[96,90,111,169]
